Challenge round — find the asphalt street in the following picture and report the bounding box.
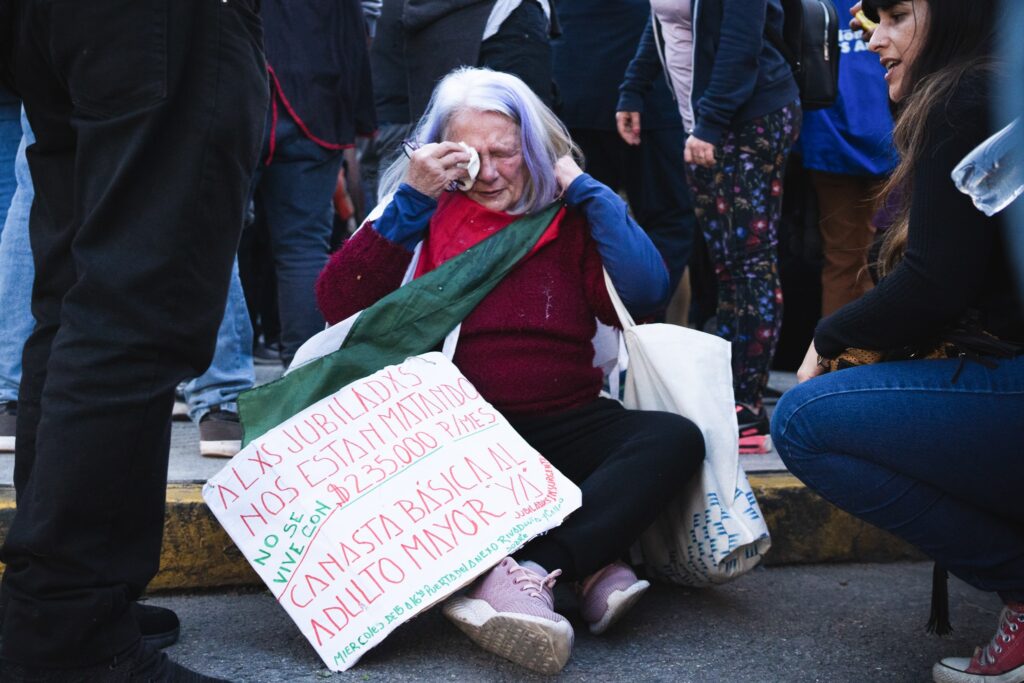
[154,561,1002,682]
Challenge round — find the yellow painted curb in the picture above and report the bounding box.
[749,473,922,566]
[0,474,920,592]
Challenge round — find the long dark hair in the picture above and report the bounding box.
[861,0,1001,275]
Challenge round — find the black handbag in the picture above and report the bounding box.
[767,0,841,111]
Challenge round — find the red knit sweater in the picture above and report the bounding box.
[315,205,619,416]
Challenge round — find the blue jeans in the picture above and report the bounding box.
[182,259,254,421]
[0,112,254,415]
[772,356,1024,602]
[0,109,34,403]
[253,113,344,361]
[0,98,20,227]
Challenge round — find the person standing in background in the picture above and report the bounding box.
[255,0,376,367]
[800,0,897,316]
[402,0,558,123]
[359,0,415,211]
[556,0,696,324]
[619,0,801,453]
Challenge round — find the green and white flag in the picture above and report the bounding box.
[238,202,561,446]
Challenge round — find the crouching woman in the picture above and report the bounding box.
[772,3,1024,682]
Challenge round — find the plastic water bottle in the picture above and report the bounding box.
[952,118,1024,217]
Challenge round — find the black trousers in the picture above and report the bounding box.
[572,127,697,293]
[511,399,705,582]
[2,0,267,668]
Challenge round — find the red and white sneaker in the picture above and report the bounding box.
[933,602,1024,683]
[736,404,773,455]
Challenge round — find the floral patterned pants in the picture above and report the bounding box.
[686,103,801,408]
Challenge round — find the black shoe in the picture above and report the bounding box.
[198,407,242,458]
[0,640,228,682]
[0,600,178,649]
[761,385,784,405]
[0,401,15,453]
[133,602,180,649]
[736,404,773,454]
[252,340,282,366]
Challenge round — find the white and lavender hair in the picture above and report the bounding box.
[378,67,579,215]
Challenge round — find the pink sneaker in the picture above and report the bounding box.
[443,557,574,674]
[579,561,650,635]
[933,602,1024,683]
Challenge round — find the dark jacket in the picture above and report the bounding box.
[370,0,410,124]
[403,0,496,120]
[618,0,798,145]
[262,0,377,145]
[553,0,681,131]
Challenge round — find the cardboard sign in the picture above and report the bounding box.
[203,353,583,671]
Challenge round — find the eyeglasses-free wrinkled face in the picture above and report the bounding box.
[868,0,930,102]
[445,110,526,214]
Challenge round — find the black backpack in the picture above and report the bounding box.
[767,0,841,111]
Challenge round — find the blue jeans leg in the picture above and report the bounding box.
[771,357,1024,601]
[0,99,22,228]
[0,110,35,402]
[183,259,255,421]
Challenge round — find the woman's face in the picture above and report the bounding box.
[446,110,527,213]
[868,0,930,102]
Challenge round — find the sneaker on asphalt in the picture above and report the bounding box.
[0,401,15,453]
[133,601,181,649]
[578,560,650,635]
[198,407,242,458]
[933,602,1024,683]
[736,404,773,454]
[443,557,574,674]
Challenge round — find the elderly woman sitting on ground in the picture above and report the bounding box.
[315,67,705,674]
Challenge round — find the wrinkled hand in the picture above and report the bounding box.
[684,135,716,168]
[797,341,828,383]
[404,142,471,198]
[615,111,642,146]
[554,155,584,197]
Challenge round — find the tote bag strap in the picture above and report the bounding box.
[601,269,635,400]
[602,268,636,330]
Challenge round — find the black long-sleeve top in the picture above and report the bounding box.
[815,73,1024,358]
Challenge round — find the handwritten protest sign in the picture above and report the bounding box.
[203,353,583,671]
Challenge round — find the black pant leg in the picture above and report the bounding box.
[2,0,267,667]
[572,127,696,294]
[509,399,704,581]
[624,126,696,292]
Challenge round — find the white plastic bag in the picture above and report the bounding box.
[604,271,771,586]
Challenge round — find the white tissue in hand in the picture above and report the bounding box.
[456,142,480,191]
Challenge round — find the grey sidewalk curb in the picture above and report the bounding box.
[0,474,922,592]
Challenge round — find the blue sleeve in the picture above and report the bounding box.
[372,183,437,250]
[693,0,767,145]
[564,173,670,314]
[617,17,663,115]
